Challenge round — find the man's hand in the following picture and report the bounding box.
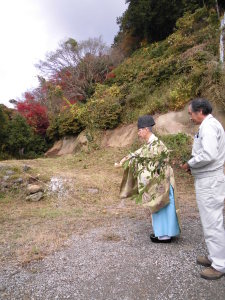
[180,163,191,174]
[114,162,121,168]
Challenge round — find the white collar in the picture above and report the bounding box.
[199,114,213,129]
[148,133,156,144]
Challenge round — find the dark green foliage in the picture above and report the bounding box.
[160,133,192,164]
[114,0,224,54]
[46,117,60,141]
[57,109,84,137]
[46,108,84,141]
[110,8,221,122]
[5,114,48,158]
[6,114,33,156]
[0,105,9,153]
[79,85,122,130]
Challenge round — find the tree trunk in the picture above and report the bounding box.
[215,0,220,19]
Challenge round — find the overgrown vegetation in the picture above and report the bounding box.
[114,0,225,55]
[0,105,48,160]
[160,133,192,164]
[45,8,224,137]
[112,8,223,123]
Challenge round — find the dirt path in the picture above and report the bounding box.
[0,215,225,300]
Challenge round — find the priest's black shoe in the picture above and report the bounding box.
[150,233,172,243]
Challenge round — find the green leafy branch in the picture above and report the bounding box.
[123,140,169,204]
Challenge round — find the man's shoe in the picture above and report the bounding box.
[196,256,211,267]
[150,233,172,243]
[200,267,225,280]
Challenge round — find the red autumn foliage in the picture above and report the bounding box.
[17,96,49,135]
[105,72,116,80]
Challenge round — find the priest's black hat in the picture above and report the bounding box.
[137,115,155,129]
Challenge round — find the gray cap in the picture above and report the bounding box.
[137,115,155,129]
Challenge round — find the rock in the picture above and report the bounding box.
[87,188,99,194]
[5,170,15,176]
[101,123,138,148]
[45,132,89,157]
[27,184,43,194]
[3,176,9,181]
[45,140,63,157]
[1,182,9,188]
[13,178,23,184]
[26,191,44,202]
[28,176,39,184]
[73,132,88,152]
[0,285,6,292]
[23,165,31,172]
[57,136,78,156]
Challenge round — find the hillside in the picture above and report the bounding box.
[101,8,224,125]
[45,8,224,141]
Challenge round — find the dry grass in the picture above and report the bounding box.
[0,148,196,267]
[0,148,141,267]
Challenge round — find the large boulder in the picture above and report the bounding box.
[45,133,88,157]
[154,107,198,135]
[101,123,138,148]
[26,192,44,202]
[27,184,43,194]
[57,136,78,156]
[45,140,63,157]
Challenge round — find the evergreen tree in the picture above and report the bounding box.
[5,114,47,158]
[0,105,9,153]
[114,0,225,54]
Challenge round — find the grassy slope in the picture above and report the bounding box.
[106,8,224,124]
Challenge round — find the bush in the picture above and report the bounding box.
[0,105,9,152]
[57,108,84,137]
[79,84,122,129]
[160,133,192,164]
[5,114,48,158]
[168,79,193,110]
[46,117,60,141]
[46,107,84,141]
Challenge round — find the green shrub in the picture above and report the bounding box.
[4,114,48,158]
[58,108,84,137]
[79,84,122,129]
[0,105,9,152]
[168,79,193,110]
[160,133,192,164]
[46,117,60,141]
[47,107,84,141]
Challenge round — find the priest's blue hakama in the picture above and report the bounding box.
[152,185,180,237]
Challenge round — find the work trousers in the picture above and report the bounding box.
[195,174,225,273]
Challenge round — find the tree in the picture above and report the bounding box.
[0,105,9,152]
[5,114,33,156]
[5,114,48,158]
[16,92,49,135]
[114,0,225,54]
[36,37,118,109]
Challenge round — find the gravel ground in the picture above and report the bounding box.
[0,212,225,300]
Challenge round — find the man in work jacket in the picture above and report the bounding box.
[182,98,225,280]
